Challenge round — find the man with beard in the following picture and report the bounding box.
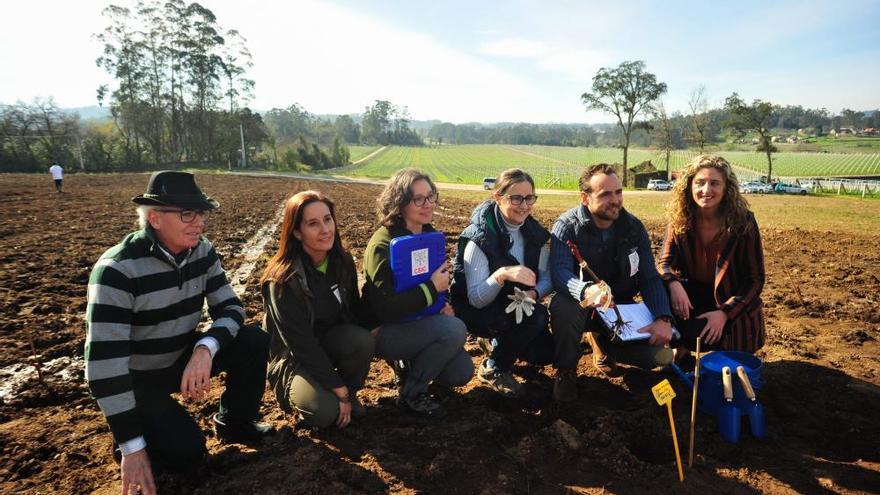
[548,164,673,402]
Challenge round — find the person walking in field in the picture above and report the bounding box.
[450,168,553,398]
[261,190,375,429]
[85,171,272,495]
[549,164,674,402]
[657,155,766,356]
[49,161,63,192]
[360,168,473,419]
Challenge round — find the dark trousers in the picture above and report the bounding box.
[129,325,269,471]
[549,295,672,370]
[673,280,724,352]
[487,304,554,372]
[53,179,62,192]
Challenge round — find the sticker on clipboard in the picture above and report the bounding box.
[411,247,430,276]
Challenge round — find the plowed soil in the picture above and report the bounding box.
[1,173,879,494]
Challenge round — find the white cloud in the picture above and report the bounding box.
[211,0,543,122]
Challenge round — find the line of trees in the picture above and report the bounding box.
[94,0,264,168]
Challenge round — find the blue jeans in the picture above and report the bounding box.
[374,314,473,399]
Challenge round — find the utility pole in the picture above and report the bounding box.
[239,123,246,169]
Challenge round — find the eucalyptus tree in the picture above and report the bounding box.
[95,0,256,166]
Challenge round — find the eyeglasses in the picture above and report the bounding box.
[411,192,439,207]
[156,209,211,223]
[505,194,538,206]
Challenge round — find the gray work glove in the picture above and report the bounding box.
[505,287,536,324]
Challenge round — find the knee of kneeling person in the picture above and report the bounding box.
[165,439,207,471]
[348,326,376,361]
[299,403,339,429]
[236,325,270,358]
[653,347,673,368]
[440,316,468,347]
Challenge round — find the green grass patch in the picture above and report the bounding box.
[437,187,880,233]
[336,145,880,188]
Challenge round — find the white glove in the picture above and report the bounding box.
[581,281,613,311]
[505,287,536,324]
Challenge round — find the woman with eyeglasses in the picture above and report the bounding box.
[260,191,375,429]
[450,168,553,397]
[658,155,766,356]
[361,168,473,419]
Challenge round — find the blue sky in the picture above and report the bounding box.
[1,0,878,123]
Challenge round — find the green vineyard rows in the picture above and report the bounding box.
[338,145,880,187]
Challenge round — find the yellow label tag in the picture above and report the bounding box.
[651,379,676,405]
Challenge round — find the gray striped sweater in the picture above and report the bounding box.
[85,227,244,446]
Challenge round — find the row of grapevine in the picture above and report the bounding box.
[340,145,880,188]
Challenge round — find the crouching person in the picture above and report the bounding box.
[451,169,553,397]
[549,164,674,402]
[85,171,271,495]
[261,191,375,428]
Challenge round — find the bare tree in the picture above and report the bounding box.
[652,100,674,180]
[688,85,710,152]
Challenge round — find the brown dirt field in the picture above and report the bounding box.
[1,173,879,494]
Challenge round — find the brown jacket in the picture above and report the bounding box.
[657,214,765,353]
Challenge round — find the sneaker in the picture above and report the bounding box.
[586,332,621,377]
[213,413,274,444]
[553,368,578,402]
[398,392,447,419]
[477,359,525,398]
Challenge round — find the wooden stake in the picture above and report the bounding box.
[667,401,685,482]
[688,338,702,468]
[651,379,685,482]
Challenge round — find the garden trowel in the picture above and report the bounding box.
[736,365,767,439]
[719,366,740,443]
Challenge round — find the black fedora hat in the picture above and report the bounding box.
[132,171,219,210]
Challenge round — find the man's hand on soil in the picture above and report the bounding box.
[180,346,212,401]
[121,449,156,495]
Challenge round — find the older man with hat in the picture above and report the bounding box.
[85,171,271,495]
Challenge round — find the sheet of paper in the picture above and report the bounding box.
[596,303,659,341]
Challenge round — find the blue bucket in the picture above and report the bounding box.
[671,351,763,417]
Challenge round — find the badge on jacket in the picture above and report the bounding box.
[628,249,639,276]
[331,283,342,304]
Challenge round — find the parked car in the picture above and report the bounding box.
[774,182,809,195]
[482,177,497,190]
[741,181,773,194]
[647,179,672,191]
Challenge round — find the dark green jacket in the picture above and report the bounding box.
[261,253,365,412]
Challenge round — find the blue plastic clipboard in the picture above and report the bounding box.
[389,231,446,321]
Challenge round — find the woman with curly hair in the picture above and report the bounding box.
[658,155,766,354]
[361,168,473,419]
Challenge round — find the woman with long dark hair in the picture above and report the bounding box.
[658,155,766,355]
[361,168,473,419]
[261,191,374,428]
